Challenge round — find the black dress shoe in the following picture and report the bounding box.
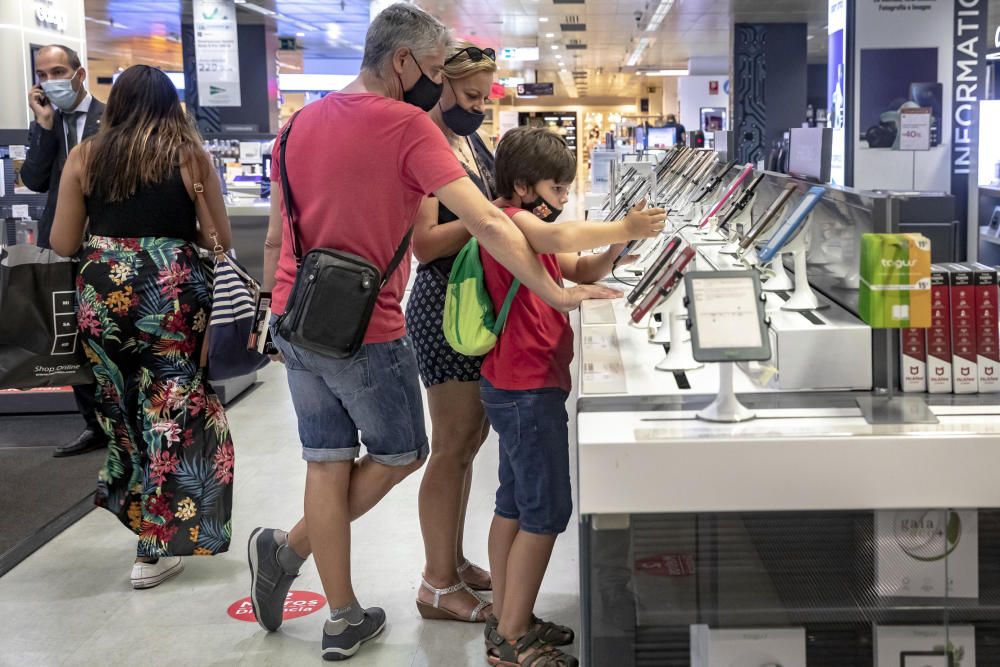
[53,428,107,458]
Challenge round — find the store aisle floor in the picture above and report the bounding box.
[0,359,582,667]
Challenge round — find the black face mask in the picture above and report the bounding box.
[523,194,562,222]
[399,53,443,112]
[441,82,485,136]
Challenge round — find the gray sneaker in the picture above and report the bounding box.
[322,607,387,661]
[248,527,298,632]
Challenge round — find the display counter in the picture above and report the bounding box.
[575,146,1000,666]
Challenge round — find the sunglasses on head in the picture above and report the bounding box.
[445,46,496,65]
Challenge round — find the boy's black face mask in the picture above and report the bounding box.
[523,195,562,222]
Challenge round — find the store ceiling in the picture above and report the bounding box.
[82,0,832,100]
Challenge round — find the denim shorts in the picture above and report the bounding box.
[272,325,429,466]
[480,378,572,535]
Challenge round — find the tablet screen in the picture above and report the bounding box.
[689,275,763,349]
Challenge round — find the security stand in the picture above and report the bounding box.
[655,282,703,372]
[719,194,756,256]
[779,216,828,312]
[697,362,755,422]
[761,254,794,291]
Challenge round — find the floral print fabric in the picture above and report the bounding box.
[77,236,233,557]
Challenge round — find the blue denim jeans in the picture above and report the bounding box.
[272,325,429,466]
[480,378,572,535]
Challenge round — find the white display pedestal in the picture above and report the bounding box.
[654,283,702,372]
[697,362,756,423]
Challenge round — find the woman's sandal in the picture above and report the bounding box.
[458,558,493,591]
[416,577,492,623]
[485,626,579,667]
[486,614,575,647]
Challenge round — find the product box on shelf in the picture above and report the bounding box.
[900,328,927,392]
[859,233,932,328]
[927,265,953,393]
[874,624,976,667]
[875,509,979,599]
[947,263,979,393]
[968,263,999,392]
[690,625,806,667]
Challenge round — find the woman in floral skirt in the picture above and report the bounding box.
[50,65,234,589]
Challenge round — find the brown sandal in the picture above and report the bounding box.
[416,577,491,623]
[486,615,575,647]
[485,626,579,666]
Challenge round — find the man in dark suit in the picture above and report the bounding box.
[19,44,107,458]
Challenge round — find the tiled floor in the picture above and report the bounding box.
[0,350,582,667]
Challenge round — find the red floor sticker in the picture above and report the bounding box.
[228,590,327,622]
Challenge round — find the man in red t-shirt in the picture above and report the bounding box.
[479,127,665,666]
[245,4,634,661]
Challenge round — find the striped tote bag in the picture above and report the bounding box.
[205,252,269,381]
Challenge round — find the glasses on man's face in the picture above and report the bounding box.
[445,47,496,66]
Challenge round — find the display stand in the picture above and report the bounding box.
[697,362,755,422]
[654,283,702,371]
[857,327,938,425]
[761,254,794,291]
[776,218,828,312]
[718,195,756,256]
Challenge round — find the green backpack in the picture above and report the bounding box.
[443,237,520,357]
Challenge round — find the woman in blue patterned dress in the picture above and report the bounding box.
[50,65,235,590]
[404,42,498,622]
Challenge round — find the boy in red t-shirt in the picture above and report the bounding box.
[479,127,665,666]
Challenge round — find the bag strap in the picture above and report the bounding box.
[279,111,411,285]
[380,226,413,289]
[491,279,520,336]
[191,152,225,260]
[278,112,303,266]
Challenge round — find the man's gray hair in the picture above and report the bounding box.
[362,3,449,74]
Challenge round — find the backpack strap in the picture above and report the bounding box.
[491,279,520,336]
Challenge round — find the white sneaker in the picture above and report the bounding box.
[131,556,184,589]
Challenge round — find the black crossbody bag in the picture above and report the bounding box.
[276,114,413,358]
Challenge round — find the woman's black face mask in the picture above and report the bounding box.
[440,81,485,136]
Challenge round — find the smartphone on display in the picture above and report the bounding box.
[626,236,682,304]
[697,163,755,228]
[690,160,737,204]
[718,172,766,231]
[739,184,798,251]
[756,185,826,263]
[630,246,696,322]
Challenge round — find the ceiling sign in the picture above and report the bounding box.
[517,82,554,96]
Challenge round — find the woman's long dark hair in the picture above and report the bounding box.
[83,65,208,202]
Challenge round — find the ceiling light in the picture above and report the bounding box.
[296,31,305,37]
[539,17,549,22]
[556,54,562,59]
[625,36,653,67]
[237,2,276,16]
[545,32,555,38]
[646,0,675,32]
[642,68,689,76]
[326,22,342,41]
[551,45,559,50]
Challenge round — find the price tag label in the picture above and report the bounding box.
[12,204,30,219]
[899,108,931,151]
[581,359,626,394]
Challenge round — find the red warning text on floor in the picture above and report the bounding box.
[227,590,327,622]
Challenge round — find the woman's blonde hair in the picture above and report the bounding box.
[443,40,498,80]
